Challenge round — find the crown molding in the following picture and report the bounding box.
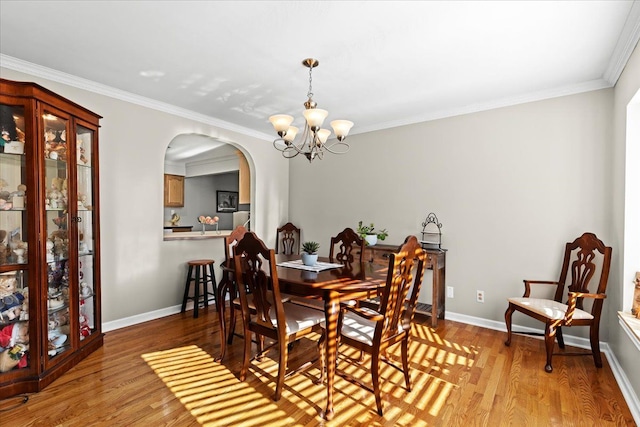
[604,1,640,85]
[354,78,613,135]
[0,54,273,141]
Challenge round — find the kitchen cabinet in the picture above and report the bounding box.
[164,174,184,207]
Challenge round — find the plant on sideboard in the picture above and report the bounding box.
[357,221,388,246]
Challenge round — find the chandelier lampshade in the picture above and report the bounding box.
[269,58,354,162]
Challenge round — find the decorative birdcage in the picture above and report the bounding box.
[420,212,442,249]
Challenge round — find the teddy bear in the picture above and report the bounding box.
[0,274,24,324]
[0,321,29,372]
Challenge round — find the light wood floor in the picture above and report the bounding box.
[0,306,635,426]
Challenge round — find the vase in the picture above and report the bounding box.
[365,234,377,246]
[301,253,318,266]
[201,223,206,235]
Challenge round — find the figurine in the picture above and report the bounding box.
[46,239,55,262]
[80,282,91,298]
[0,274,25,323]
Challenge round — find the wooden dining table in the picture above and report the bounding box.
[216,255,387,420]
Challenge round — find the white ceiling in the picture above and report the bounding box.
[1,1,640,144]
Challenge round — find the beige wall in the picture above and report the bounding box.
[0,66,290,325]
[290,87,613,330]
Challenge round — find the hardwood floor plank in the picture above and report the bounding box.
[0,308,635,426]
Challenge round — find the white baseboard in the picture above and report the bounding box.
[102,306,639,424]
[102,297,215,332]
[445,311,640,425]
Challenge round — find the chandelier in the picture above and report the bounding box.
[269,58,354,162]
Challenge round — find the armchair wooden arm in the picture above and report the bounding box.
[564,292,607,325]
[522,280,563,297]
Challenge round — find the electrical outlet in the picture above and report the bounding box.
[447,286,454,298]
[476,290,485,303]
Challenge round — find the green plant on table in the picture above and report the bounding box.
[302,241,320,254]
[357,221,388,241]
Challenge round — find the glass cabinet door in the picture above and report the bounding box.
[43,110,71,361]
[0,102,30,374]
[76,124,96,342]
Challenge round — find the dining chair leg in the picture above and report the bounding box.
[227,277,238,345]
[371,353,383,415]
[590,323,603,368]
[240,309,252,382]
[544,322,555,373]
[504,304,515,346]
[216,276,229,362]
[274,339,289,401]
[401,337,411,391]
[556,326,565,349]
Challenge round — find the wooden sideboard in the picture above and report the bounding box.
[361,243,447,327]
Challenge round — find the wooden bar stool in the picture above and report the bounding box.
[181,259,217,318]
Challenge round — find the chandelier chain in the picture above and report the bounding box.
[307,65,314,100]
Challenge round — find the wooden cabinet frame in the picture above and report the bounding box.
[0,79,103,398]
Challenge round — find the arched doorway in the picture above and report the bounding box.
[163,134,251,234]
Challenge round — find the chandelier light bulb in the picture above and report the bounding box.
[302,108,328,131]
[330,120,354,141]
[317,129,331,145]
[269,114,294,136]
[283,126,299,143]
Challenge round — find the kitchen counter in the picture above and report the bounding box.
[163,230,233,241]
[163,225,193,232]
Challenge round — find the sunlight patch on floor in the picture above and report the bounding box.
[142,345,298,426]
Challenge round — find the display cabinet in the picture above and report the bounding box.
[0,78,103,398]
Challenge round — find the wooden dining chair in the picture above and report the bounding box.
[329,227,365,264]
[505,232,612,373]
[217,226,249,358]
[290,227,367,311]
[318,235,427,415]
[276,222,301,255]
[233,232,326,401]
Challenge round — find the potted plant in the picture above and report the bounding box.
[357,221,388,246]
[301,241,320,266]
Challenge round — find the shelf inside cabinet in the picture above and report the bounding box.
[80,291,94,301]
[47,302,69,314]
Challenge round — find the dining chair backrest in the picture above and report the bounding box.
[224,225,249,264]
[329,227,365,264]
[232,232,286,344]
[276,222,301,255]
[378,235,428,340]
